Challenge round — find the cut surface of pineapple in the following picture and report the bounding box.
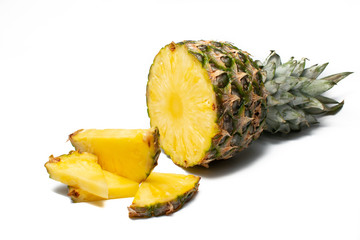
[128,172,200,218]
[69,128,160,183]
[68,170,139,202]
[45,151,108,198]
[147,44,219,167]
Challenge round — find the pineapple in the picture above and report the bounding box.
[146,41,351,167]
[128,172,200,218]
[69,128,160,182]
[68,170,139,202]
[45,151,108,198]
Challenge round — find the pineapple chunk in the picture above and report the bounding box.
[69,128,160,183]
[128,172,200,218]
[45,151,108,198]
[68,170,139,202]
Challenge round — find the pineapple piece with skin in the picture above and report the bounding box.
[147,41,267,168]
[68,170,139,202]
[45,151,108,198]
[128,172,200,218]
[69,128,160,183]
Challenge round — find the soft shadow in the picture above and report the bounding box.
[52,185,105,207]
[184,124,322,178]
[86,201,105,207]
[184,137,269,178]
[53,185,68,197]
[260,124,321,144]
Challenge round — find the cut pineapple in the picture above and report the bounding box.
[68,170,139,202]
[128,172,200,218]
[69,128,160,183]
[146,41,267,167]
[45,151,108,198]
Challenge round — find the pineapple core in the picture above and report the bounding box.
[147,44,219,167]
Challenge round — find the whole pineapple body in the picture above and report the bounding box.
[147,41,267,168]
[147,41,351,168]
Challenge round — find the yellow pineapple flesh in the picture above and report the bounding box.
[68,170,139,202]
[128,172,200,217]
[44,151,108,198]
[69,128,160,183]
[147,44,219,167]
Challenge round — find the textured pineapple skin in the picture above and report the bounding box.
[128,180,200,218]
[147,41,267,167]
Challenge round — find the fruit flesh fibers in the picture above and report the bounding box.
[147,44,219,167]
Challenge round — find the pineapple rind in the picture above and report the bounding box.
[128,180,200,218]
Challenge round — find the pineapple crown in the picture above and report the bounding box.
[256,51,352,133]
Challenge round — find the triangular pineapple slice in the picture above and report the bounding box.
[45,151,108,198]
[128,172,200,218]
[68,170,139,202]
[69,128,160,183]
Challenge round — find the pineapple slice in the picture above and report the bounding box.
[128,172,200,218]
[68,170,139,202]
[69,128,160,183]
[45,151,108,198]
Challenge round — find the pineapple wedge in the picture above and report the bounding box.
[45,151,108,198]
[128,172,200,218]
[68,170,139,202]
[69,128,160,183]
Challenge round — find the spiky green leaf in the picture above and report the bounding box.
[301,79,336,96]
[300,63,328,79]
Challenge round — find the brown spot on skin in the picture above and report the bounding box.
[68,129,84,142]
[201,162,209,168]
[212,103,216,111]
[166,202,174,215]
[48,155,61,163]
[68,190,80,198]
[143,131,154,148]
[169,42,176,52]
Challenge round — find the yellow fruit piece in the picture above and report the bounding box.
[68,170,139,202]
[128,172,200,217]
[45,151,108,198]
[69,128,160,183]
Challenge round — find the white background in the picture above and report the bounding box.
[1,0,359,239]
